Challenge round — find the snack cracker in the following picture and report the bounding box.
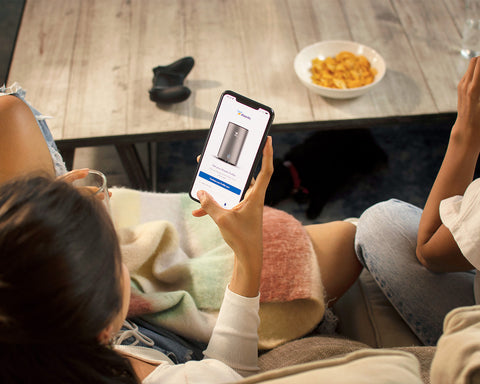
[310,51,377,89]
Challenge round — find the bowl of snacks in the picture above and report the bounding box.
[294,40,386,99]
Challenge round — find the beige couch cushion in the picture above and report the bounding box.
[334,269,422,347]
[258,335,434,384]
[395,346,436,384]
[241,349,422,384]
[431,305,480,384]
[258,335,369,371]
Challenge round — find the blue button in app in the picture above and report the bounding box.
[199,171,241,195]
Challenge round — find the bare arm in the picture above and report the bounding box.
[190,137,273,375]
[192,136,274,297]
[416,58,480,272]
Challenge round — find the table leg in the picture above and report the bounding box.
[57,145,75,171]
[115,143,151,191]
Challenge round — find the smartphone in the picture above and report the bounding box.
[189,90,274,209]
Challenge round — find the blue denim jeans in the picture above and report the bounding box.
[355,199,475,345]
[117,318,206,364]
[0,83,67,176]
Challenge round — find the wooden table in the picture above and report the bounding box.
[8,0,468,189]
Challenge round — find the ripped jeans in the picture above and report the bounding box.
[0,83,67,176]
[355,199,475,345]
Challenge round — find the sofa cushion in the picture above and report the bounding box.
[258,335,369,371]
[334,269,422,347]
[258,335,434,384]
[242,349,423,383]
[431,305,480,384]
[395,346,436,384]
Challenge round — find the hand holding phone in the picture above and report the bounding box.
[192,136,274,297]
[189,91,274,209]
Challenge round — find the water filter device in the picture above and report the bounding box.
[216,122,248,166]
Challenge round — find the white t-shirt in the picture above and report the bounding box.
[116,287,260,383]
[440,178,480,303]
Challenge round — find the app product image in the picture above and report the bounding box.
[216,122,248,166]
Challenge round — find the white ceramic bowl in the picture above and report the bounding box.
[294,40,386,99]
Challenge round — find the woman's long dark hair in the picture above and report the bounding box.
[0,176,139,383]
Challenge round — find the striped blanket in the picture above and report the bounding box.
[110,188,325,350]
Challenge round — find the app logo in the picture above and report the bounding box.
[237,110,251,120]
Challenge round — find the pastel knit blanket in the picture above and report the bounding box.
[110,188,325,350]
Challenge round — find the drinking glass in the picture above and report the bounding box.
[461,0,480,59]
[72,169,111,215]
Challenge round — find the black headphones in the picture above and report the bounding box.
[149,56,195,104]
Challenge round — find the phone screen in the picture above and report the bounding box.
[189,91,274,209]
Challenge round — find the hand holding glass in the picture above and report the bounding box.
[71,169,111,215]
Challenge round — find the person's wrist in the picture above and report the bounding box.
[449,127,480,161]
[229,255,263,297]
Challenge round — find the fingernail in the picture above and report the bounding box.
[197,190,205,201]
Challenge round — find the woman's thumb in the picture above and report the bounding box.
[197,190,221,218]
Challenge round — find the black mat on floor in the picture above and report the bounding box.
[154,115,480,225]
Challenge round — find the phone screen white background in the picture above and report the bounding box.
[190,93,272,209]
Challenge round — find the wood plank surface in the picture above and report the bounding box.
[342,0,437,118]
[7,0,80,138]
[7,0,467,143]
[181,1,248,125]
[235,0,312,124]
[394,0,467,112]
[64,0,131,139]
[127,0,191,135]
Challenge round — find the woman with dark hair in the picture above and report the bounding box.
[0,86,361,382]
[0,134,273,382]
[0,176,136,383]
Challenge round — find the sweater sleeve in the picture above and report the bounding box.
[203,286,261,377]
[125,286,260,384]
